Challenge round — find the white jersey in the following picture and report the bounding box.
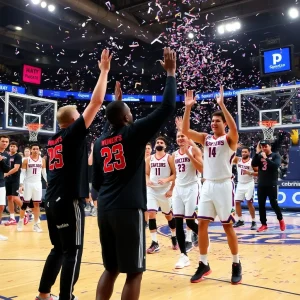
[237,157,254,184]
[149,154,171,188]
[203,134,235,181]
[25,156,43,183]
[174,147,198,186]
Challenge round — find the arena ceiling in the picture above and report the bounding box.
[0,0,298,70]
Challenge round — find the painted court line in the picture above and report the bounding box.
[0,258,299,297]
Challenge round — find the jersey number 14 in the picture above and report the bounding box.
[101,143,126,173]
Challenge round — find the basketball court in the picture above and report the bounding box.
[0,211,300,299]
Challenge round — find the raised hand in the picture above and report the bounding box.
[160,47,176,74]
[256,141,261,154]
[98,49,113,72]
[184,90,196,107]
[175,116,183,130]
[114,81,122,101]
[216,85,224,106]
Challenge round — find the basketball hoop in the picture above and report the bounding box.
[258,120,277,141]
[26,123,43,141]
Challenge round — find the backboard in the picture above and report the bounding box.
[4,92,57,135]
[237,84,300,131]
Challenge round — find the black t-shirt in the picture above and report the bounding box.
[0,151,10,188]
[45,115,89,201]
[252,152,281,186]
[5,153,22,184]
[93,76,176,214]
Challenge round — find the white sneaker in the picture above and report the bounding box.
[33,223,43,233]
[175,253,190,269]
[0,234,8,241]
[17,220,24,232]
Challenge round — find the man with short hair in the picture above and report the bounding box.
[146,136,177,253]
[252,141,285,232]
[93,47,177,300]
[4,141,23,226]
[145,143,152,159]
[233,147,258,230]
[0,136,10,240]
[35,49,112,300]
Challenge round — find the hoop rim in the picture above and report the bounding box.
[26,123,44,131]
[258,120,278,128]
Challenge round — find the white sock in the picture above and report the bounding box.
[90,201,94,207]
[200,254,208,265]
[186,230,192,242]
[233,254,239,263]
[171,230,176,237]
[151,232,158,242]
[19,217,24,221]
[252,218,256,222]
[238,216,243,221]
[10,214,15,220]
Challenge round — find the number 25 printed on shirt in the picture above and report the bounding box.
[101,143,126,173]
[48,144,64,171]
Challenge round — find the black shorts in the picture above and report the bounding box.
[5,182,19,196]
[91,187,98,201]
[98,209,146,274]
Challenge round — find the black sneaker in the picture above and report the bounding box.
[231,261,242,284]
[190,262,212,283]
[171,236,179,250]
[147,241,160,254]
[185,241,193,253]
[250,221,257,230]
[233,220,245,228]
[192,232,198,247]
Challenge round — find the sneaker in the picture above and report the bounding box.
[84,204,91,212]
[231,261,242,284]
[279,219,286,231]
[192,232,198,247]
[175,253,190,269]
[91,207,97,217]
[257,225,268,232]
[17,220,24,232]
[190,262,212,283]
[33,223,43,233]
[5,218,17,226]
[233,220,244,228]
[171,236,179,250]
[0,234,8,241]
[35,294,59,300]
[185,241,193,253]
[250,221,257,230]
[147,241,160,254]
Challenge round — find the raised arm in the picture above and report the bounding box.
[181,90,207,145]
[82,49,112,129]
[216,86,238,150]
[131,48,177,143]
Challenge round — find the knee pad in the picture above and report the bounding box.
[21,202,29,211]
[168,218,176,230]
[148,219,157,231]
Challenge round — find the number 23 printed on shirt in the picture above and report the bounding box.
[101,143,126,173]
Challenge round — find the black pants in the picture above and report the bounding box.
[98,209,146,273]
[39,199,85,300]
[257,186,283,225]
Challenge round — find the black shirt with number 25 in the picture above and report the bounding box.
[45,116,89,201]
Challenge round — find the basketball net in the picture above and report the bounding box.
[258,121,277,141]
[26,123,43,142]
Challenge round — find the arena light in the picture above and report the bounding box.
[217,20,241,34]
[15,26,23,31]
[48,4,55,12]
[188,32,194,39]
[41,1,47,8]
[288,7,299,19]
[31,0,41,4]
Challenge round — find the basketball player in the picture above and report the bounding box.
[182,88,242,284]
[93,47,176,300]
[233,147,258,230]
[0,136,10,233]
[171,128,202,269]
[146,136,178,253]
[4,141,23,226]
[252,141,285,232]
[35,49,112,300]
[24,147,30,159]
[18,144,47,232]
[145,143,152,159]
